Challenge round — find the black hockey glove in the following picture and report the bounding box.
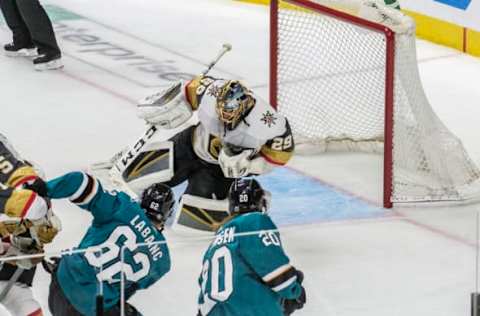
[281,270,306,315]
[124,302,142,316]
[24,178,48,197]
[41,256,61,274]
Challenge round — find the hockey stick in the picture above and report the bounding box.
[0,267,24,301]
[135,43,232,110]
[201,43,232,76]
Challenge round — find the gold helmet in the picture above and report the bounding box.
[216,80,255,130]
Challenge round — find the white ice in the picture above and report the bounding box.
[1,0,480,315]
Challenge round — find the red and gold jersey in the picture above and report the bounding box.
[0,135,43,219]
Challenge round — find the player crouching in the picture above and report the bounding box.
[197,179,306,316]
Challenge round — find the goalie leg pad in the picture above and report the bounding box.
[116,140,174,196]
[173,168,234,232]
[174,194,229,232]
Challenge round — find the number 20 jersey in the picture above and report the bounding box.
[198,212,302,316]
[46,172,171,316]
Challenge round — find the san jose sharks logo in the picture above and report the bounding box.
[261,111,277,128]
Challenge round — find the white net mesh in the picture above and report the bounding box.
[275,0,480,203]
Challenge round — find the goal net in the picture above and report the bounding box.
[270,0,480,207]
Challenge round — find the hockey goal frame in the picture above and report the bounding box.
[270,0,396,208]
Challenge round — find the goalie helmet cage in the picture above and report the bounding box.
[270,0,480,208]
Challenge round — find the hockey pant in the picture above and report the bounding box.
[165,125,234,199]
[48,271,141,316]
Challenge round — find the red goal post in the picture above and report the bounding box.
[270,0,480,208]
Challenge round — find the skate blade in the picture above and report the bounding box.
[4,48,37,58]
[34,59,64,71]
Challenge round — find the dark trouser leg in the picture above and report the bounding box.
[0,264,36,286]
[185,164,234,200]
[15,0,60,55]
[104,302,143,316]
[163,124,234,198]
[48,272,83,316]
[0,0,33,46]
[163,125,200,188]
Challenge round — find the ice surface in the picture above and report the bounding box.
[0,0,480,315]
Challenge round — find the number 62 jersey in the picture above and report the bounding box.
[46,172,171,316]
[198,212,303,316]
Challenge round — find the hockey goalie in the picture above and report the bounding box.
[92,76,294,231]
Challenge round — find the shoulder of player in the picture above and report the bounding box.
[245,97,287,138]
[187,76,226,109]
[229,212,277,232]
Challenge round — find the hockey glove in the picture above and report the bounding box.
[218,146,255,178]
[7,236,43,269]
[27,210,62,245]
[281,270,306,315]
[42,256,61,274]
[23,178,48,197]
[137,82,192,128]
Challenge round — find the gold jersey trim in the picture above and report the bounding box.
[7,166,37,188]
[5,190,36,218]
[260,145,293,165]
[185,76,203,110]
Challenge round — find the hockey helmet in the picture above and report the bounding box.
[141,183,175,229]
[228,178,270,215]
[216,80,255,130]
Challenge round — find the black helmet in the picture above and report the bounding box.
[141,183,175,229]
[228,179,269,215]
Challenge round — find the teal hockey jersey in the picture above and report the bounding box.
[47,172,171,316]
[198,212,302,316]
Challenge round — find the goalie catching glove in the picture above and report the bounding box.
[137,81,193,128]
[218,144,273,178]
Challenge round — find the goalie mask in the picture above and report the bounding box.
[141,183,175,230]
[228,179,271,215]
[216,80,255,130]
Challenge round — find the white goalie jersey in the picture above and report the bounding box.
[185,76,295,169]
